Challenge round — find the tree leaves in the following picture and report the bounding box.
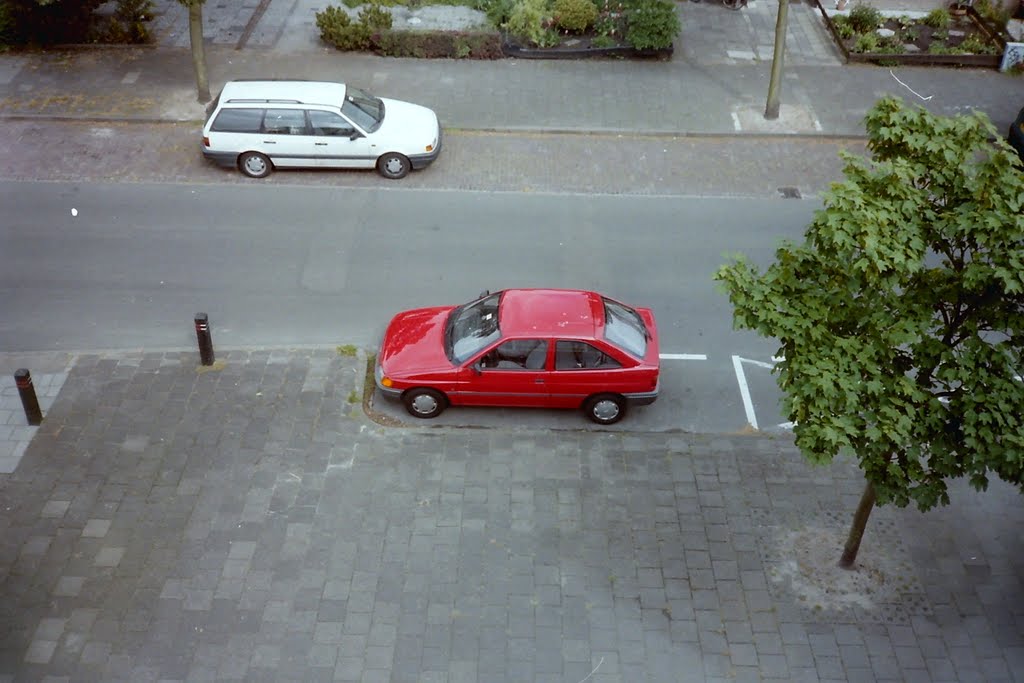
[716,96,1024,512]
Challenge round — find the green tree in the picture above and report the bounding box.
[176,0,209,102]
[716,96,1024,569]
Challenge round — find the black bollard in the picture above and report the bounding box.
[195,313,215,366]
[14,369,43,426]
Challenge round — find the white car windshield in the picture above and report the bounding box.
[341,87,384,132]
[446,293,502,364]
[603,298,648,358]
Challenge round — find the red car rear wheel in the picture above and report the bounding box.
[584,393,626,425]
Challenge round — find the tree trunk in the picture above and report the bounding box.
[188,4,210,103]
[764,0,789,120]
[838,480,876,569]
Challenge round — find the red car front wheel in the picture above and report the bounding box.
[403,388,447,419]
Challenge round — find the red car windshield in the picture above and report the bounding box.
[445,292,502,364]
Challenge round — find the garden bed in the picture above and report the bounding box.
[816,3,1006,68]
[318,0,680,60]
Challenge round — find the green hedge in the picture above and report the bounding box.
[626,0,678,50]
[0,0,155,46]
[317,0,676,56]
[371,29,504,58]
[317,4,504,59]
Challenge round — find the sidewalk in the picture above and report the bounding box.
[0,0,1020,135]
[0,348,1021,681]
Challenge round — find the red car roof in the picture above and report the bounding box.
[498,289,604,338]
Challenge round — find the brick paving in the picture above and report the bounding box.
[0,349,1021,681]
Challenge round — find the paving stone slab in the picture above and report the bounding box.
[0,349,1021,681]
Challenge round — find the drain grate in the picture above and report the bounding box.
[778,187,802,199]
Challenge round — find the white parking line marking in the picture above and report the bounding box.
[659,353,708,360]
[732,355,759,430]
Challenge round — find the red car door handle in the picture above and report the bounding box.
[535,379,544,384]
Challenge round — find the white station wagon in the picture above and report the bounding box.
[202,80,442,180]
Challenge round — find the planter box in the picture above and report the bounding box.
[816,3,1005,68]
[502,37,673,60]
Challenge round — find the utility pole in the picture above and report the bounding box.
[764,0,790,120]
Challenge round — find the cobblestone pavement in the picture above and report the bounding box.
[0,349,1021,682]
[0,120,864,198]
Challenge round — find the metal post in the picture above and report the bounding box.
[195,313,215,366]
[14,369,43,426]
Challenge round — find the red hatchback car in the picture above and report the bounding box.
[375,289,660,424]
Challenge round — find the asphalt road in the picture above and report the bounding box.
[0,180,818,433]
[0,121,863,199]
[1,123,856,433]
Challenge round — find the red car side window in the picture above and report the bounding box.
[554,341,622,370]
[480,339,548,370]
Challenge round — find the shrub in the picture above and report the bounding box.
[958,32,998,54]
[317,6,352,38]
[115,0,153,24]
[851,31,879,52]
[625,0,678,50]
[593,0,625,37]
[5,0,105,44]
[373,28,504,57]
[591,33,616,47]
[553,0,597,32]
[0,0,17,46]
[476,0,515,27]
[847,3,882,33]
[973,0,1010,27]
[468,0,507,25]
[506,0,549,44]
[593,7,624,37]
[831,15,855,39]
[536,26,561,45]
[876,34,905,53]
[103,20,149,43]
[359,2,393,29]
[316,5,373,50]
[102,0,153,43]
[922,8,950,29]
